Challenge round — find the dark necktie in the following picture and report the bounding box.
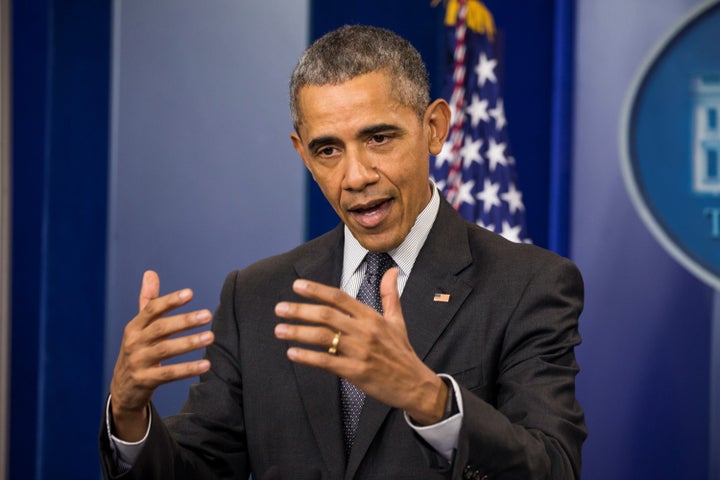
[341,252,395,456]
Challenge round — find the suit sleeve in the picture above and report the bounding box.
[98,271,250,479]
[451,256,587,480]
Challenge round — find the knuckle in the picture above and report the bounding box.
[365,323,382,342]
[158,367,175,382]
[149,320,169,339]
[143,300,159,316]
[315,352,330,368]
[129,370,149,388]
[330,289,346,303]
[318,307,334,323]
[153,341,171,359]
[123,322,139,340]
[126,355,143,372]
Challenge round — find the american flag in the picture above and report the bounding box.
[430,0,530,243]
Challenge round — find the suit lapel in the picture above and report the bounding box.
[345,199,474,479]
[288,226,347,477]
[402,199,474,362]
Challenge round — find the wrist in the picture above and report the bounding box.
[406,375,449,426]
[110,397,150,442]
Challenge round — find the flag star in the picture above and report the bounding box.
[501,183,525,214]
[434,141,455,169]
[500,221,523,243]
[486,138,507,172]
[476,179,501,213]
[460,137,483,168]
[475,52,497,87]
[466,94,490,127]
[456,179,476,206]
[489,99,506,130]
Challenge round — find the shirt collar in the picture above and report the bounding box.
[342,182,440,281]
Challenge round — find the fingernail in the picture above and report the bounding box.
[287,348,298,360]
[275,324,287,337]
[197,360,210,372]
[275,302,289,314]
[179,289,192,300]
[199,331,212,343]
[294,280,308,291]
[196,310,210,322]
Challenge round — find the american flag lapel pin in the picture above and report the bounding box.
[433,293,451,303]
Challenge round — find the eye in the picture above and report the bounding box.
[316,146,338,157]
[369,134,388,145]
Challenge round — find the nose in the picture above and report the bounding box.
[342,149,379,191]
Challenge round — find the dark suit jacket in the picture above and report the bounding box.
[99,198,586,479]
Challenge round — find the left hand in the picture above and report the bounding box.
[274,268,448,425]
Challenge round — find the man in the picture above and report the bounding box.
[100,25,586,479]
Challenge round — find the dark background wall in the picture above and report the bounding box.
[10,0,110,478]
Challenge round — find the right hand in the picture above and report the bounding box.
[109,270,214,441]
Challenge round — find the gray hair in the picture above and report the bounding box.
[289,25,430,130]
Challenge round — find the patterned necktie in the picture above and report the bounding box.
[341,252,395,456]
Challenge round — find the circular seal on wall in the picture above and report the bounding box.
[621,0,720,290]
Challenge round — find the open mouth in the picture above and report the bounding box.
[348,198,393,228]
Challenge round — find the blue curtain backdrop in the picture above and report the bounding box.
[10,0,110,478]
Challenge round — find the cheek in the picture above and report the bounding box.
[312,169,344,202]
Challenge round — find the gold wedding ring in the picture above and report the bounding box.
[328,331,341,355]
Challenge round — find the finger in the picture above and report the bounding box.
[138,270,160,312]
[144,309,213,344]
[274,300,362,332]
[291,279,364,316]
[135,288,194,329]
[380,268,402,324]
[274,323,340,350]
[146,330,215,365]
[142,359,212,388]
[286,345,348,375]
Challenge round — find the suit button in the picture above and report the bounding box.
[462,465,487,479]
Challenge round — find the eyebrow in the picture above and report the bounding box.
[357,123,403,138]
[307,124,404,152]
[307,136,340,153]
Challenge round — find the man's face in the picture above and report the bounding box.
[291,70,449,252]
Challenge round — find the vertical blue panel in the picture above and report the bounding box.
[9,1,49,477]
[481,0,555,249]
[10,0,110,478]
[548,0,575,257]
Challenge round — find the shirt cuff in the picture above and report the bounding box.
[403,373,464,462]
[106,395,152,468]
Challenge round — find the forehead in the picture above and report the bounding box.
[295,71,418,139]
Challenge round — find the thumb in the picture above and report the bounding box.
[379,268,403,325]
[138,270,160,312]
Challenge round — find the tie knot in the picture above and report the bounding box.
[365,252,394,277]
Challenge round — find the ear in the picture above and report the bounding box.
[424,99,451,155]
[290,131,315,178]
